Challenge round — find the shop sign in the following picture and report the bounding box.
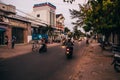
[10,20,27,28]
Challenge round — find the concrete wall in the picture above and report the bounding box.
[32,6,56,27]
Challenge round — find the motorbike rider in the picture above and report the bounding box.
[65,38,74,52]
[39,38,47,52]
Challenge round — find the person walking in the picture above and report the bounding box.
[11,36,16,49]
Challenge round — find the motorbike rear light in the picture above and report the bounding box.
[67,48,69,51]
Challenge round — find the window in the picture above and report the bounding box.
[37,14,40,17]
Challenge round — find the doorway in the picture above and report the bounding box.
[12,27,24,43]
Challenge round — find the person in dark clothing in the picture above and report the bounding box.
[65,38,74,51]
[39,38,47,53]
[11,36,16,49]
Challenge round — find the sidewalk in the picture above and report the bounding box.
[0,43,59,60]
[70,40,120,80]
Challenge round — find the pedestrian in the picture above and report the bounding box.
[11,36,16,49]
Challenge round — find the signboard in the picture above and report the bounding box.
[32,34,48,40]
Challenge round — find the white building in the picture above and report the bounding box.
[56,14,65,31]
[31,2,56,28]
[26,2,57,42]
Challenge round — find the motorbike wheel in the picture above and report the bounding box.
[39,49,42,53]
[66,54,72,59]
[114,64,120,72]
[44,47,47,52]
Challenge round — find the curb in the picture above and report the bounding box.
[0,43,60,60]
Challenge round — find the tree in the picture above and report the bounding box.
[70,0,120,43]
[73,26,81,39]
[64,27,70,34]
[69,2,92,33]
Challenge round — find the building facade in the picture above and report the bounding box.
[0,3,31,45]
[0,2,16,45]
[27,2,57,41]
[54,14,65,41]
[56,14,65,32]
[32,2,56,28]
[7,15,31,44]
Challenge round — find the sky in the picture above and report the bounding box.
[0,0,88,31]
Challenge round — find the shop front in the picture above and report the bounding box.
[12,27,24,43]
[7,15,31,44]
[0,25,7,45]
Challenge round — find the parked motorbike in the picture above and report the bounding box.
[39,44,47,53]
[111,45,120,72]
[65,47,73,59]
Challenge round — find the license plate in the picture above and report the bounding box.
[67,52,69,54]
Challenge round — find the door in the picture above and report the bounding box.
[12,27,24,43]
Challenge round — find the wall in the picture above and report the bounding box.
[32,6,56,27]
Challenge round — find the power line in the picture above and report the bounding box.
[16,9,48,25]
[0,1,49,26]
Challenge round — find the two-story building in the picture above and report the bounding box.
[0,2,31,45]
[0,2,16,45]
[31,2,56,27]
[29,2,66,42]
[27,2,57,41]
[55,14,65,40]
[56,14,65,32]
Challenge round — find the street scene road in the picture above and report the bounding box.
[0,41,86,80]
[0,0,120,80]
[0,40,120,80]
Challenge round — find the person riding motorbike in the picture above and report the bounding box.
[39,38,47,53]
[65,38,74,52]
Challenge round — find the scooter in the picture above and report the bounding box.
[111,45,120,72]
[111,53,120,72]
[65,47,73,59]
[39,43,47,53]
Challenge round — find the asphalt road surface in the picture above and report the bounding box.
[0,41,86,80]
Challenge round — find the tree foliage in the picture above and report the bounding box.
[64,27,70,34]
[69,0,120,37]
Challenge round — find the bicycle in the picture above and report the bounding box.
[32,40,40,52]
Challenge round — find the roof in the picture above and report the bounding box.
[33,2,56,9]
[7,15,30,23]
[56,14,62,18]
[56,14,65,19]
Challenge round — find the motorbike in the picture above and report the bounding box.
[39,43,47,53]
[65,47,73,59]
[111,45,120,72]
